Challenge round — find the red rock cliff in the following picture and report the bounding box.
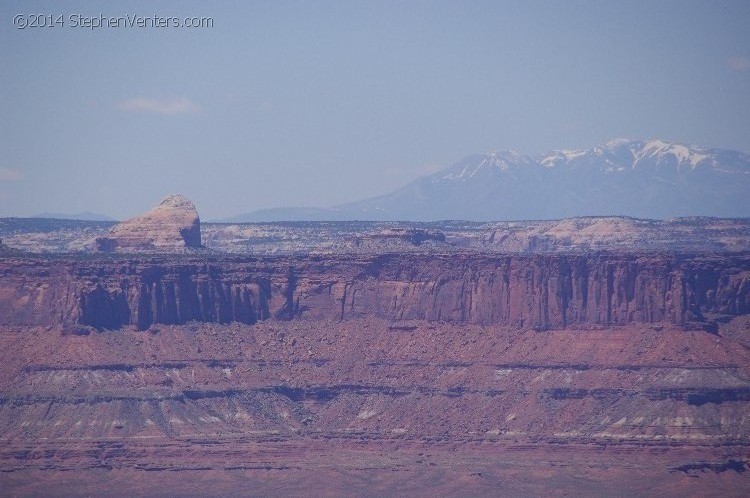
[0,253,747,331]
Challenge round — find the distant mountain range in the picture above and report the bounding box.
[33,211,116,222]
[228,139,750,222]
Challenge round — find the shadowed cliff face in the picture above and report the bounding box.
[0,253,747,331]
[1,254,750,496]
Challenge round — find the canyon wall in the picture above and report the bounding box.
[0,253,747,331]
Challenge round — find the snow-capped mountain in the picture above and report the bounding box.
[230,139,750,221]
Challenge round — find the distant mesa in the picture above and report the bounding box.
[96,194,201,252]
[348,227,449,252]
[33,211,116,222]
[371,228,446,245]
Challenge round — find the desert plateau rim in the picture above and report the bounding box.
[4,2,750,495]
[1,194,749,497]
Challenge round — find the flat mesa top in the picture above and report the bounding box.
[1,215,750,256]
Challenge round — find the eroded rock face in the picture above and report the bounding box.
[1,253,749,495]
[96,195,201,252]
[0,252,747,331]
[372,228,446,245]
[348,228,449,252]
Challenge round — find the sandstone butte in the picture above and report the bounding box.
[95,194,201,252]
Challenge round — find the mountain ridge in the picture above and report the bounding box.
[31,211,116,222]
[228,139,750,222]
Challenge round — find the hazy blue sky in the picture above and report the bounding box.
[1,0,749,219]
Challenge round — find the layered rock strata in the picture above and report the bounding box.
[0,252,747,332]
[95,195,201,252]
[1,251,749,495]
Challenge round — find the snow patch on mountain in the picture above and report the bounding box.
[228,138,750,222]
